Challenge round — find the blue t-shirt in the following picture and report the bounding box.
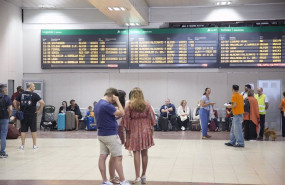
[94,99,117,136]
[160,103,176,117]
[0,93,12,119]
[200,95,210,111]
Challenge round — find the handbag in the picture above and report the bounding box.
[180,115,187,122]
[15,111,24,120]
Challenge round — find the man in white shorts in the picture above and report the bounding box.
[94,88,130,185]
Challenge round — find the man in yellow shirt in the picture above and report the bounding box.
[225,85,245,147]
[255,88,269,140]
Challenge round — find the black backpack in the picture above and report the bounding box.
[0,96,8,119]
[244,98,250,113]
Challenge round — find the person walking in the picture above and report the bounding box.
[279,91,285,137]
[122,87,156,184]
[255,87,269,140]
[0,84,13,158]
[225,85,245,147]
[94,88,130,185]
[14,83,45,150]
[199,88,215,139]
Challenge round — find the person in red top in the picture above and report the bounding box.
[279,91,285,137]
[11,86,23,103]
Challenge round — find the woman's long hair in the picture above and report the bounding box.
[118,90,126,108]
[130,87,146,112]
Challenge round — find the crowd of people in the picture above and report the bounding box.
[1,83,285,185]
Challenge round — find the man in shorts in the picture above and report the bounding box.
[14,83,45,150]
[94,88,130,185]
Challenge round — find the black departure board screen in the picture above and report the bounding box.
[129,28,219,68]
[41,27,285,69]
[219,27,285,67]
[41,29,128,69]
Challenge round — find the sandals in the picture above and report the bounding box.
[132,177,141,184]
[110,176,120,184]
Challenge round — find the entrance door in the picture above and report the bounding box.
[257,80,282,131]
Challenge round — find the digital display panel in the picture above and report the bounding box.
[41,29,129,69]
[219,27,285,67]
[129,28,219,68]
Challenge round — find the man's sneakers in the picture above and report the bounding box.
[120,180,131,185]
[225,142,234,146]
[33,145,39,150]
[18,145,24,150]
[0,152,8,158]
[225,142,244,147]
[18,145,39,150]
[102,181,113,185]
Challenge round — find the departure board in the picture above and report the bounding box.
[41,29,128,69]
[219,27,285,67]
[129,28,219,68]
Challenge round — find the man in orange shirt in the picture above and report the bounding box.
[225,85,245,147]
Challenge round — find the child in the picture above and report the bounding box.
[85,106,95,130]
[86,106,95,118]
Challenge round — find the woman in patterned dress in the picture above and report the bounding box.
[122,87,156,184]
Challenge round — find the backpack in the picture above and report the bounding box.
[0,96,8,119]
[244,98,250,113]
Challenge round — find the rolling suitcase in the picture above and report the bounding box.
[57,113,66,131]
[66,111,75,130]
[85,117,97,131]
[158,116,168,131]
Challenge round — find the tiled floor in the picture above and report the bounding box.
[0,131,285,185]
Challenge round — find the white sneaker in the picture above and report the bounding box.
[141,176,146,184]
[120,180,131,185]
[101,181,113,185]
[18,145,24,150]
[33,145,39,149]
[132,178,141,184]
[181,126,185,131]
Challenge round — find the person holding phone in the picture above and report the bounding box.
[199,88,215,139]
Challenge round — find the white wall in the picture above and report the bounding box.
[150,4,285,22]
[0,1,23,88]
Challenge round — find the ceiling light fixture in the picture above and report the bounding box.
[39,4,55,8]
[216,1,232,6]
[113,7,121,11]
[129,23,135,26]
[108,7,127,11]
[135,23,140,26]
[125,23,129,26]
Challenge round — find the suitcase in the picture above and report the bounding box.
[190,123,201,131]
[66,111,75,130]
[158,116,169,131]
[57,113,66,131]
[78,120,86,130]
[209,120,217,131]
[85,117,97,131]
[6,124,19,139]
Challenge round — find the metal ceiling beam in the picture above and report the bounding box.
[88,0,149,26]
